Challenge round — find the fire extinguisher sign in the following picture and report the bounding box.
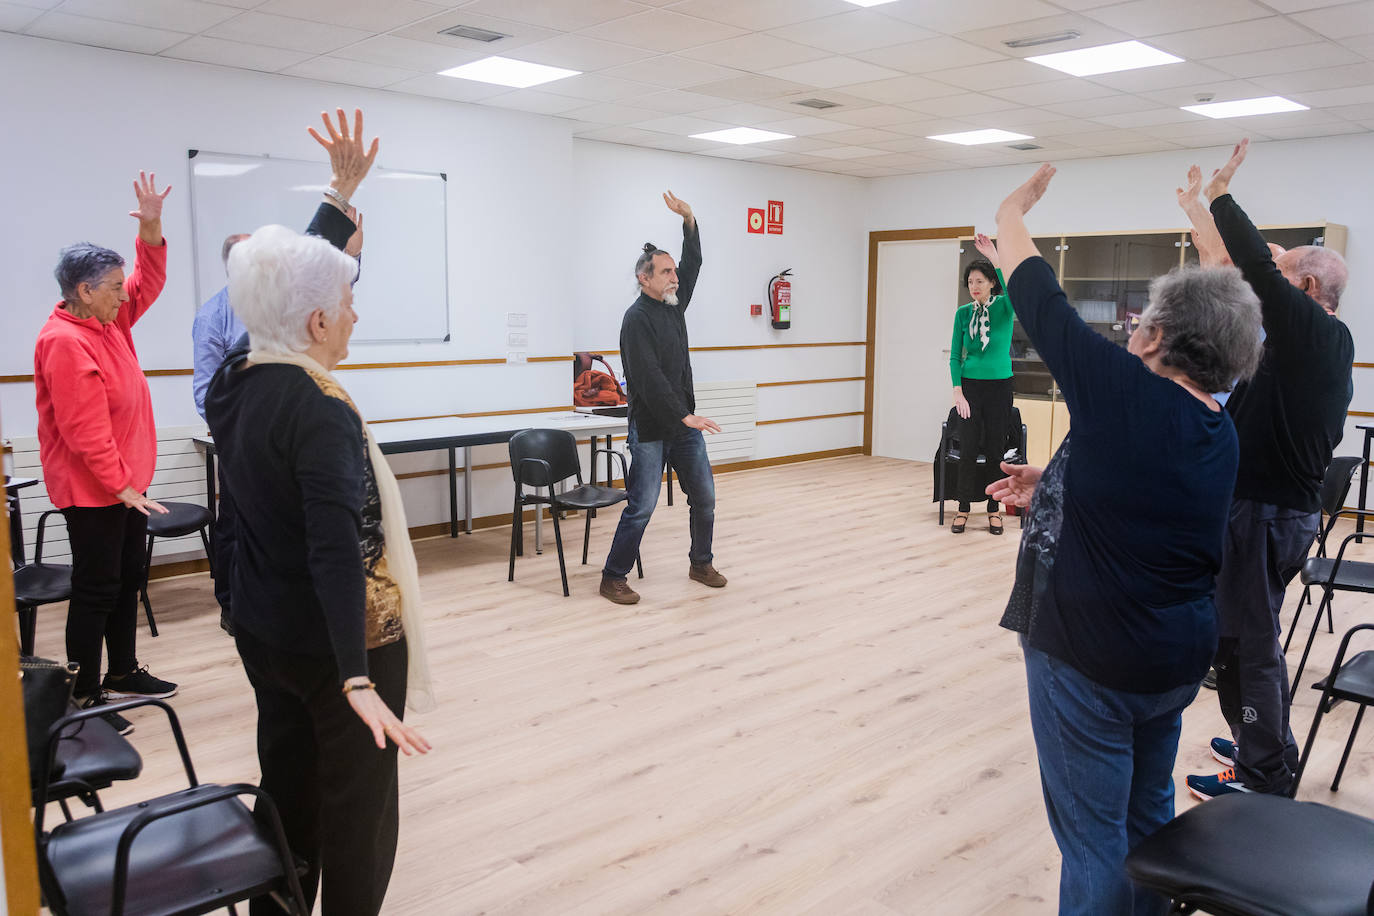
[746,200,784,235]
[766,200,784,234]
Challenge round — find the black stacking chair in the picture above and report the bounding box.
[1293,622,1374,796]
[138,500,215,636]
[1125,793,1374,916]
[35,698,308,916]
[10,480,73,655]
[508,428,639,596]
[1284,456,1364,654]
[1289,509,1374,699]
[33,709,144,823]
[934,405,1028,526]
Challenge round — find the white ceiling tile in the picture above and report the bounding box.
[1326,102,1374,120]
[623,89,728,114]
[954,13,1130,58]
[1136,79,1274,108]
[810,126,905,145]
[1043,94,1159,117]
[256,0,443,32]
[748,151,827,167]
[663,0,851,32]
[1254,62,1374,95]
[876,0,1063,35]
[1021,117,1112,137]
[903,92,1018,118]
[389,11,561,52]
[1291,1,1374,38]
[755,136,848,152]
[54,0,237,32]
[765,9,936,55]
[1140,119,1270,142]
[1222,109,1345,131]
[1082,0,1273,36]
[460,0,643,32]
[808,144,885,159]
[753,115,852,136]
[26,11,188,52]
[1045,0,1132,8]
[1085,61,1233,94]
[853,35,1006,73]
[686,73,812,101]
[12,0,75,6]
[1089,107,1208,128]
[628,113,733,134]
[481,88,591,115]
[574,125,662,143]
[537,72,649,101]
[0,2,45,29]
[678,33,829,71]
[983,104,1098,127]
[330,35,484,72]
[574,9,744,53]
[762,55,907,89]
[937,58,1066,91]
[1053,127,1155,147]
[838,73,964,104]
[802,104,925,127]
[1203,42,1362,79]
[691,102,792,125]
[203,12,371,54]
[1337,33,1374,57]
[1259,122,1369,140]
[513,34,656,71]
[1082,139,1183,156]
[1148,17,1319,60]
[160,34,312,70]
[561,101,660,125]
[387,73,513,102]
[985,79,1116,107]
[600,54,741,89]
[696,144,778,159]
[1290,83,1374,107]
[1257,0,1357,10]
[633,133,717,152]
[281,55,420,88]
[882,116,983,137]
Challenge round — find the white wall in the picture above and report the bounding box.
[864,136,1374,453]
[0,33,870,538]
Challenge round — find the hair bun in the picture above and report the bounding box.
[643,242,657,254]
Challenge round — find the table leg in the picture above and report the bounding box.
[1360,430,1372,534]
[204,450,217,518]
[464,446,474,534]
[604,435,612,485]
[448,448,458,538]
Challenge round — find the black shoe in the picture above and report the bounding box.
[102,665,178,699]
[1202,667,1218,690]
[78,694,133,736]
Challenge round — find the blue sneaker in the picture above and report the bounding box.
[1186,768,1251,801]
[1210,737,1236,767]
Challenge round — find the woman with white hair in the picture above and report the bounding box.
[205,110,432,916]
[986,164,1264,916]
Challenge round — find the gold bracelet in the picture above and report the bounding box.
[342,680,376,695]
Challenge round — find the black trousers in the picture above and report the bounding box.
[956,376,1013,512]
[1213,498,1319,794]
[211,488,236,619]
[61,504,147,698]
[235,628,408,916]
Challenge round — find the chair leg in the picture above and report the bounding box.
[583,507,594,565]
[58,798,74,822]
[508,495,520,583]
[1325,597,1335,634]
[199,527,214,578]
[1284,586,1312,653]
[1331,704,1366,791]
[18,603,37,656]
[1290,589,1332,700]
[140,534,159,637]
[551,507,569,597]
[636,553,643,579]
[937,428,946,526]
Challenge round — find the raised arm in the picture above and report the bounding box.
[993,165,1054,279]
[1176,164,1229,267]
[121,171,171,328]
[663,190,702,309]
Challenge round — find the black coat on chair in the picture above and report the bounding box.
[932,405,1027,524]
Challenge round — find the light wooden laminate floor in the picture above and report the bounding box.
[28,456,1374,914]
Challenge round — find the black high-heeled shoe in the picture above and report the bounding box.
[951,513,968,534]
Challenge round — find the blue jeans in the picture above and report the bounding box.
[1023,640,1199,916]
[602,421,715,579]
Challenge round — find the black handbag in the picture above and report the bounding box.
[20,656,78,792]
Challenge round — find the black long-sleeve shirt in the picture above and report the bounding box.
[1212,194,1353,512]
[620,220,702,442]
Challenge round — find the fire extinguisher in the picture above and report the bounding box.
[768,269,792,330]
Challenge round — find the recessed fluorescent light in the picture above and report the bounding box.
[690,127,794,145]
[844,0,899,6]
[438,24,509,43]
[1027,40,1182,77]
[927,129,1033,146]
[438,56,579,88]
[1181,96,1308,119]
[1005,30,1081,49]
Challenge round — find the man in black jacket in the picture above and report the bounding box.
[601,191,727,605]
[1185,140,1354,800]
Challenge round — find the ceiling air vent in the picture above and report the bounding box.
[439,24,510,42]
[794,98,841,109]
[1004,30,1081,49]
[1008,143,1042,151]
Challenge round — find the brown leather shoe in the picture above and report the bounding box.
[600,575,640,605]
[689,564,727,588]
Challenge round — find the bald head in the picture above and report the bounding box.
[1275,245,1347,314]
[222,233,251,269]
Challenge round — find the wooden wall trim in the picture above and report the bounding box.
[1350,410,1374,418]
[757,410,864,426]
[370,405,572,425]
[1353,363,1374,370]
[865,226,975,455]
[756,376,865,388]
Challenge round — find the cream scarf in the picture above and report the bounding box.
[248,349,435,713]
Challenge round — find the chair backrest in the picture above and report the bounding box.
[508,428,581,488]
[943,405,1027,458]
[1321,456,1363,519]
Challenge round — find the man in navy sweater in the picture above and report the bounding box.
[1186,140,1354,800]
[600,191,727,605]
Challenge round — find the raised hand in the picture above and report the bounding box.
[1203,138,1248,202]
[129,171,172,244]
[345,207,364,257]
[973,233,999,267]
[996,163,1056,224]
[663,190,694,227]
[1175,164,1203,209]
[308,107,379,203]
[986,461,1042,509]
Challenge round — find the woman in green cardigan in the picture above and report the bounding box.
[949,233,1013,534]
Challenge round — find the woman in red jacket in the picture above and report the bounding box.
[34,172,177,733]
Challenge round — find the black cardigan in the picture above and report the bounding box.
[620,220,702,442]
[1212,194,1354,512]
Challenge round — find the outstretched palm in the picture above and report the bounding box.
[663,189,693,221]
[308,107,380,200]
[1203,139,1248,202]
[128,170,171,222]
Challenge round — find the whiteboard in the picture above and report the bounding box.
[188,149,449,343]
